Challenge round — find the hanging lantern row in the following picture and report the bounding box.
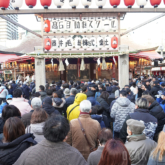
[44,35,118,51]
[44,18,118,33]
[0,0,162,10]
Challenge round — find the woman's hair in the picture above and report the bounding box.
[152,131,165,161]
[2,105,21,121]
[132,82,136,88]
[3,117,25,142]
[98,128,113,145]
[100,91,109,103]
[98,139,131,165]
[31,108,48,124]
[135,98,149,109]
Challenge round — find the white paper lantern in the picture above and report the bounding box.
[52,19,59,33]
[136,0,147,8]
[69,0,79,8]
[95,0,106,8]
[97,36,104,49]
[81,18,88,32]
[74,19,82,33]
[53,0,65,8]
[59,37,66,50]
[59,19,65,33]
[52,37,59,50]
[81,0,92,8]
[65,19,74,32]
[75,37,82,49]
[103,19,110,32]
[82,36,89,49]
[88,18,96,32]
[66,36,73,50]
[104,36,110,49]
[111,18,118,31]
[11,0,23,10]
[96,18,103,32]
[89,36,96,50]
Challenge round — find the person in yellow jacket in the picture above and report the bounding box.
[67,93,87,122]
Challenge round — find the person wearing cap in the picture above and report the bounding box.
[150,81,162,99]
[0,95,13,116]
[147,125,165,165]
[64,88,70,99]
[65,88,78,108]
[125,119,157,165]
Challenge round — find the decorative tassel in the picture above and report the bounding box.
[59,59,65,71]
[102,58,107,70]
[80,58,85,71]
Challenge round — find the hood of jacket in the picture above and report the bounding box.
[53,98,66,108]
[42,104,55,115]
[74,93,87,105]
[30,122,45,135]
[0,86,6,90]
[134,108,150,113]
[127,134,146,142]
[116,97,131,107]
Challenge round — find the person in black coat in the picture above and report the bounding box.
[145,81,151,91]
[22,82,30,100]
[11,81,17,91]
[0,117,37,165]
[0,105,21,140]
[142,95,165,142]
[150,81,162,99]
[120,98,157,143]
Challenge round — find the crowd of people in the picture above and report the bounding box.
[0,76,165,165]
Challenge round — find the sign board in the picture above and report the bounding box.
[4,70,12,74]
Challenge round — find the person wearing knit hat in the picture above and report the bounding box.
[125,119,157,165]
[64,88,70,99]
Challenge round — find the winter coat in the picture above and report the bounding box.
[97,97,110,124]
[42,104,60,116]
[22,84,30,99]
[87,97,100,106]
[149,101,165,141]
[120,108,158,143]
[26,122,45,143]
[150,85,162,99]
[0,86,8,99]
[0,118,4,134]
[147,151,165,165]
[66,93,87,122]
[21,110,34,128]
[52,98,66,115]
[11,83,17,91]
[106,86,112,94]
[91,114,105,128]
[10,98,32,116]
[146,85,151,91]
[87,146,104,165]
[0,133,37,165]
[111,97,135,133]
[108,93,116,107]
[30,82,35,92]
[127,91,135,103]
[125,134,157,165]
[66,114,101,160]
[39,91,47,101]
[65,95,75,108]
[14,139,87,165]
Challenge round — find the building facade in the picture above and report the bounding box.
[0,3,18,41]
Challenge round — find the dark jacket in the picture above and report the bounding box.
[0,133,37,165]
[21,110,34,128]
[0,118,4,134]
[52,98,66,115]
[108,93,116,106]
[11,83,17,91]
[150,85,162,99]
[120,108,158,143]
[30,82,35,92]
[39,91,47,101]
[149,101,165,141]
[91,115,105,129]
[42,104,60,116]
[22,84,30,99]
[86,90,96,98]
[146,85,151,91]
[65,95,75,108]
[87,90,100,106]
[127,91,135,103]
[106,86,112,94]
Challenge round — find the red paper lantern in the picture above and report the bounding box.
[124,0,135,8]
[150,0,161,7]
[40,0,52,9]
[44,19,50,33]
[25,0,37,8]
[111,36,118,49]
[44,37,51,51]
[0,0,9,10]
[109,0,120,8]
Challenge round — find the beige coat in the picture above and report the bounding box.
[66,114,101,160]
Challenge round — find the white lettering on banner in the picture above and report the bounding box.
[50,18,118,33]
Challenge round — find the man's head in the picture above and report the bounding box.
[46,89,53,97]
[6,95,13,104]
[80,100,92,113]
[13,89,22,98]
[39,85,45,92]
[63,83,69,89]
[146,81,150,86]
[90,84,97,91]
[82,86,87,93]
[64,88,70,97]
[135,98,149,109]
[154,81,159,86]
[119,90,127,98]
[43,97,52,106]
[124,85,130,89]
[152,78,156,82]
[127,119,145,136]
[31,97,42,109]
[43,115,70,142]
[142,95,155,106]
[70,88,78,96]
